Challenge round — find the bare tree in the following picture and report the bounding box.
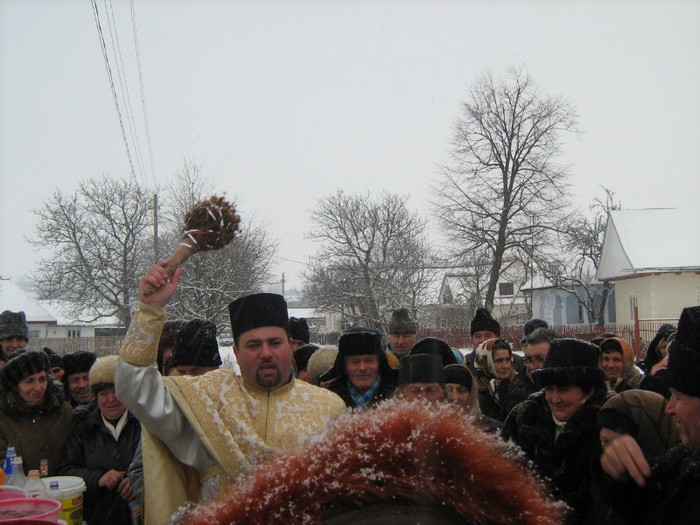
[304,190,435,328]
[30,176,154,327]
[432,66,578,311]
[160,161,278,333]
[537,188,620,328]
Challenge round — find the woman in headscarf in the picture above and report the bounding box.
[503,338,611,524]
[473,338,520,421]
[443,363,502,432]
[0,349,72,476]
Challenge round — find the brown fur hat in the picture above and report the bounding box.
[1,349,49,390]
[177,399,563,525]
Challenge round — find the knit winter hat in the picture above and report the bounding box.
[443,364,473,390]
[171,319,222,367]
[388,308,418,334]
[89,355,119,389]
[531,338,605,389]
[408,337,459,366]
[520,318,549,344]
[289,317,310,344]
[1,349,49,389]
[322,327,387,380]
[398,354,444,385]
[470,308,500,336]
[43,347,63,369]
[667,305,700,398]
[228,293,289,342]
[62,351,97,377]
[0,310,29,342]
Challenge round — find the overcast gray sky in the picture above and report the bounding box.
[2,0,699,292]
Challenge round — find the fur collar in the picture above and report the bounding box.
[178,399,563,525]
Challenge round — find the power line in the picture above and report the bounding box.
[91,0,137,179]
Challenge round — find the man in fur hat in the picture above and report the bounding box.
[385,307,418,368]
[463,307,502,375]
[115,261,345,524]
[60,356,141,525]
[289,316,310,352]
[320,327,395,408]
[600,305,700,524]
[62,350,97,407]
[0,310,29,362]
[169,319,222,376]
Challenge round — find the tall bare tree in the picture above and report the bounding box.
[304,190,435,328]
[30,176,154,327]
[432,66,578,311]
[161,161,278,333]
[536,188,620,327]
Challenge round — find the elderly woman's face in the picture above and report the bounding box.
[16,371,48,404]
[544,385,588,422]
[493,348,513,379]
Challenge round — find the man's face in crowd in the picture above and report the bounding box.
[666,388,700,450]
[68,371,94,404]
[97,386,127,421]
[1,337,27,358]
[345,354,379,394]
[525,341,550,380]
[235,326,293,390]
[290,339,307,352]
[388,333,416,357]
[601,350,625,382]
[399,382,445,403]
[472,330,497,348]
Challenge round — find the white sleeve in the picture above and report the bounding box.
[115,360,215,472]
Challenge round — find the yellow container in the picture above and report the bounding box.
[41,476,86,525]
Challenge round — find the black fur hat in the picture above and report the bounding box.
[293,344,319,373]
[398,354,444,385]
[409,337,458,366]
[289,317,310,344]
[321,327,391,381]
[388,308,418,335]
[0,310,29,342]
[520,318,549,344]
[171,319,222,367]
[42,347,63,369]
[667,306,700,398]
[531,338,605,389]
[470,308,501,336]
[228,293,289,343]
[1,349,49,389]
[62,351,97,377]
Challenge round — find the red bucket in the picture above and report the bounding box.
[0,497,62,522]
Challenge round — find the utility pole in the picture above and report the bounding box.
[281,273,285,298]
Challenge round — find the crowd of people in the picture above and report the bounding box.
[0,261,697,525]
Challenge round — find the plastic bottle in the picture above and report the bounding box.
[6,455,27,488]
[4,445,16,475]
[24,470,48,498]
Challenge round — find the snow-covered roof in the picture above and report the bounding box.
[597,208,700,280]
[0,280,57,323]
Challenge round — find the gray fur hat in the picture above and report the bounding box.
[388,308,418,334]
[0,310,29,342]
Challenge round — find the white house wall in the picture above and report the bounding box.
[615,272,700,321]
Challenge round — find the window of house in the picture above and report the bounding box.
[629,296,638,320]
[577,303,584,323]
[28,330,41,339]
[499,282,514,296]
[67,330,81,338]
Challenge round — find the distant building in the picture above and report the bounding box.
[597,208,700,322]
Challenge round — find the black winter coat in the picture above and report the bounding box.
[597,444,700,525]
[59,405,141,525]
[502,389,611,524]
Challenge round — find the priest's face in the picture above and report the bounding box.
[234,326,293,390]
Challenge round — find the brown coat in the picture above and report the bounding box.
[0,378,72,476]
